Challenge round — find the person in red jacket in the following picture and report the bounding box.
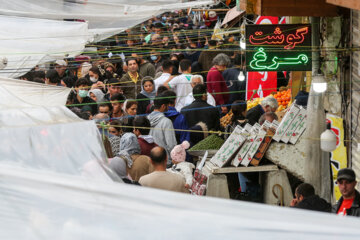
[133,115,158,157]
[206,53,230,111]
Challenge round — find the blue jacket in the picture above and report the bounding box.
[165,106,190,143]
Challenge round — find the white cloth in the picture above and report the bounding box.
[1,164,360,239]
[182,92,216,110]
[0,77,111,181]
[0,16,89,78]
[168,74,193,112]
[167,162,195,186]
[0,0,214,42]
[154,73,171,91]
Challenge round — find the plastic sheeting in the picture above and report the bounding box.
[0,77,71,108]
[0,0,214,33]
[0,0,214,78]
[0,16,90,78]
[1,72,360,239]
[1,164,360,240]
[0,78,112,181]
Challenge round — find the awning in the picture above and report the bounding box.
[221,6,245,26]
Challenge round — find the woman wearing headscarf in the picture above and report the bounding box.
[89,89,105,103]
[116,132,154,182]
[108,157,139,184]
[136,76,156,115]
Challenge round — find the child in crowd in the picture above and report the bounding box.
[168,141,195,188]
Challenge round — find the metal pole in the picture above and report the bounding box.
[304,17,331,203]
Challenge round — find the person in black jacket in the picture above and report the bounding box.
[222,53,246,103]
[67,78,98,115]
[246,96,278,126]
[181,84,220,131]
[290,183,331,212]
[332,168,360,216]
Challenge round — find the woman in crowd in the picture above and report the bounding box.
[89,89,105,103]
[136,76,156,115]
[108,120,122,137]
[114,132,154,182]
[124,100,138,116]
[108,120,122,157]
[121,102,136,133]
[88,66,103,83]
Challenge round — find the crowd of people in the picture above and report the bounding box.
[17,9,360,217]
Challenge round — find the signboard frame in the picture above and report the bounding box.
[246,24,312,72]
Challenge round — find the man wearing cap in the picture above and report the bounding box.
[332,168,360,216]
[55,59,77,83]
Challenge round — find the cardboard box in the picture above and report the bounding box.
[241,121,272,167]
[210,125,246,167]
[281,108,306,143]
[289,114,307,144]
[250,120,279,166]
[273,104,300,142]
[231,123,261,167]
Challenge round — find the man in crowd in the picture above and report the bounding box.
[98,103,112,116]
[332,168,360,216]
[55,59,76,82]
[132,53,155,78]
[45,69,61,86]
[181,84,220,131]
[154,60,173,91]
[164,59,193,111]
[150,49,164,75]
[147,93,177,166]
[110,93,126,119]
[246,96,278,125]
[104,78,123,101]
[162,90,190,144]
[120,58,143,99]
[290,183,331,212]
[67,78,97,115]
[183,75,216,108]
[139,146,189,193]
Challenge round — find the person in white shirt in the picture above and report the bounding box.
[182,75,216,109]
[164,59,193,111]
[154,60,174,91]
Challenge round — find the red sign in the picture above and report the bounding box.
[246,71,277,99]
[255,16,278,25]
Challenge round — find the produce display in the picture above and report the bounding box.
[189,134,225,151]
[246,97,263,110]
[246,89,292,112]
[220,110,233,129]
[273,89,292,111]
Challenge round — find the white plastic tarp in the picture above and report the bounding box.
[0,78,112,181]
[0,77,71,108]
[0,0,214,41]
[1,164,360,240]
[0,16,90,78]
[0,0,214,78]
